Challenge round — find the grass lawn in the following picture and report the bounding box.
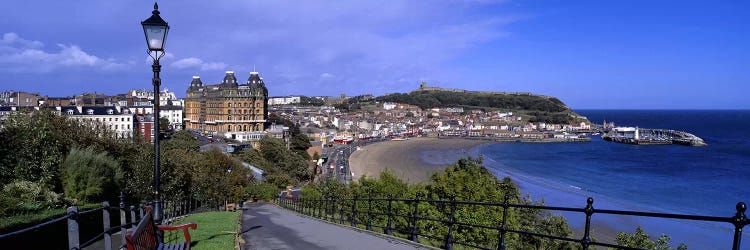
[168,211,240,250]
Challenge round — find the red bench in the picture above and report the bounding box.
[126,206,197,250]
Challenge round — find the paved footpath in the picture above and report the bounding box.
[241,202,429,250]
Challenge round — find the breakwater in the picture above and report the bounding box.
[602,128,706,146]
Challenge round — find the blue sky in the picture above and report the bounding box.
[0,0,747,109]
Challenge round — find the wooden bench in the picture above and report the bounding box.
[126,206,197,250]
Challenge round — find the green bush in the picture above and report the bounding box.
[245,182,280,202]
[61,147,119,204]
[0,181,62,216]
[613,226,687,250]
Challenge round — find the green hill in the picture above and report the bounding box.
[374,89,588,124]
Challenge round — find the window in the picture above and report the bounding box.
[115,125,119,129]
[66,110,74,115]
[87,109,94,115]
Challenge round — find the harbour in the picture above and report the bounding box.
[600,126,707,146]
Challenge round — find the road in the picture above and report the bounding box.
[241,202,427,250]
[319,138,387,184]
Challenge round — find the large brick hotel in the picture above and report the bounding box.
[184,71,269,141]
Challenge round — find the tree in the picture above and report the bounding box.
[613,226,687,250]
[0,110,114,189]
[61,147,119,203]
[313,152,321,161]
[0,181,62,216]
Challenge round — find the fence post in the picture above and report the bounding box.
[101,202,112,250]
[324,197,328,220]
[581,197,594,250]
[67,206,79,250]
[497,194,509,250]
[351,195,358,227]
[119,193,127,248]
[339,197,345,224]
[732,202,747,250]
[299,198,303,214]
[410,194,419,243]
[130,206,137,224]
[385,194,393,235]
[317,198,322,218]
[367,193,372,231]
[445,194,456,250]
[139,205,144,219]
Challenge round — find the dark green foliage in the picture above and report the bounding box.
[298,96,325,106]
[255,136,311,188]
[246,113,314,188]
[0,110,114,189]
[527,111,575,124]
[245,182,281,202]
[613,226,687,250]
[377,91,569,112]
[299,158,576,249]
[61,147,119,203]
[0,110,255,215]
[0,181,62,216]
[190,149,250,203]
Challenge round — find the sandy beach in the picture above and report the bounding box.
[348,137,628,246]
[348,137,489,183]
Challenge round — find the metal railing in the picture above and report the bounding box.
[277,194,748,250]
[0,193,217,249]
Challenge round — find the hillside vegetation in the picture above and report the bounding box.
[378,91,566,112]
[374,90,587,124]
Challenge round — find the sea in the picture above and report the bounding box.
[474,110,750,249]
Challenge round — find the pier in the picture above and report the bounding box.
[602,127,706,146]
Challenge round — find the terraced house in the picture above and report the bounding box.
[184,71,269,141]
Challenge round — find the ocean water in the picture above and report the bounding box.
[476,110,750,248]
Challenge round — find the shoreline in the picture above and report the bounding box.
[349,137,490,183]
[348,138,731,249]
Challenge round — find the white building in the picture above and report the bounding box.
[128,89,184,107]
[383,102,396,110]
[161,105,183,130]
[124,105,183,131]
[268,96,301,105]
[60,106,134,138]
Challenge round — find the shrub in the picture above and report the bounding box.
[61,147,119,204]
[0,181,62,216]
[245,182,280,202]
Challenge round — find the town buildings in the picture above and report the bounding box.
[184,71,269,141]
[0,91,40,106]
[59,106,135,139]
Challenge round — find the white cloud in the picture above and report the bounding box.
[169,56,228,71]
[0,32,44,49]
[201,62,228,71]
[0,32,127,72]
[171,57,203,69]
[199,0,522,94]
[320,72,334,78]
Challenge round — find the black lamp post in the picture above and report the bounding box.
[142,2,169,225]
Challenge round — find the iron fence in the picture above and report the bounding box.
[0,193,222,249]
[277,194,748,250]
